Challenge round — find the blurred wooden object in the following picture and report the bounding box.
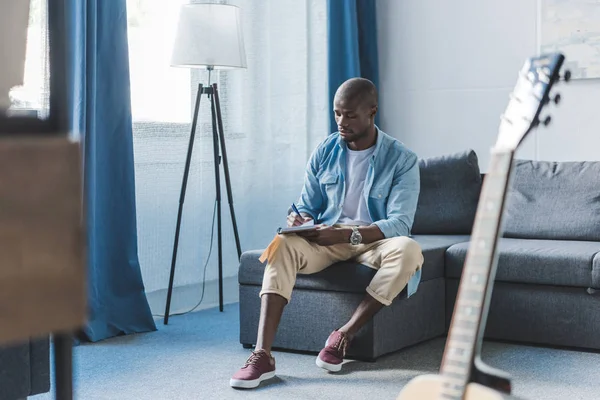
[0,135,86,346]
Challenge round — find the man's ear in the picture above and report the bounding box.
[371,106,378,118]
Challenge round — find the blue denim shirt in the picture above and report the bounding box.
[296,128,422,297]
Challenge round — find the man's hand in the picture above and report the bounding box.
[287,212,313,227]
[295,225,349,246]
[297,225,385,246]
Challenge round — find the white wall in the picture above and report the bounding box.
[376,0,600,171]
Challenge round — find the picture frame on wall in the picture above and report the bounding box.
[540,0,600,80]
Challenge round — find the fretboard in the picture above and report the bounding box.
[438,149,514,400]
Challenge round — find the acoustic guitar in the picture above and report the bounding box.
[396,52,570,400]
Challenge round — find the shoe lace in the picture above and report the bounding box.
[331,333,349,356]
[245,351,265,366]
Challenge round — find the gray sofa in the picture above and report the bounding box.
[0,338,50,400]
[238,150,600,360]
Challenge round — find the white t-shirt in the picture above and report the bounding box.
[337,146,375,226]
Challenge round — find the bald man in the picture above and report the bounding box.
[230,78,424,389]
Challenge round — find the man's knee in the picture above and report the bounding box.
[390,236,421,255]
[266,233,307,268]
[277,233,305,248]
[274,234,307,257]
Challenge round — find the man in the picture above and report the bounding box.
[230,78,424,389]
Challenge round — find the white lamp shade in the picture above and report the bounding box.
[171,3,247,69]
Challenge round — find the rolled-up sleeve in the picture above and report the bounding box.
[296,146,324,220]
[373,153,420,238]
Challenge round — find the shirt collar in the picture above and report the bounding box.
[337,125,384,160]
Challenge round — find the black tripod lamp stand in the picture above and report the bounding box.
[164,3,247,325]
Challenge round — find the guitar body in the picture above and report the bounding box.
[397,375,516,400]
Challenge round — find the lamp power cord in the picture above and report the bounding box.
[153,198,217,318]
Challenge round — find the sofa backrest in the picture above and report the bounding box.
[412,149,482,235]
[502,159,600,241]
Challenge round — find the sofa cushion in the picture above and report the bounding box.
[411,235,471,281]
[445,238,600,288]
[238,235,470,293]
[503,160,600,241]
[412,150,482,235]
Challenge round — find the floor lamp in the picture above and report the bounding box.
[164,3,246,325]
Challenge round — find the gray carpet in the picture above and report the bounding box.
[33,303,600,400]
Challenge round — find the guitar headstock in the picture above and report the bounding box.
[496,53,569,151]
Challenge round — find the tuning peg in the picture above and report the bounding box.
[541,115,552,126]
[553,93,561,105]
[562,70,572,82]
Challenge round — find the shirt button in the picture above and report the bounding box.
[378,194,382,198]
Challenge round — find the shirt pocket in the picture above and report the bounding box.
[319,172,340,199]
[319,173,339,185]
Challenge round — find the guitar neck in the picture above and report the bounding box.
[439,149,515,399]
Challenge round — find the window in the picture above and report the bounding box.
[8,0,49,118]
[128,0,328,312]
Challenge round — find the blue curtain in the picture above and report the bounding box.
[327,0,380,133]
[67,0,157,342]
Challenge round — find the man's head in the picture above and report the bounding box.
[333,78,378,147]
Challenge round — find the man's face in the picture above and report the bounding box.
[333,96,376,143]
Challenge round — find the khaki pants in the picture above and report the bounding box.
[259,232,424,306]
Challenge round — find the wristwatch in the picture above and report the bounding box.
[349,226,362,245]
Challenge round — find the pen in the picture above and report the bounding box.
[291,203,301,216]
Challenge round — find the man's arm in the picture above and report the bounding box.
[371,153,420,238]
[295,146,324,221]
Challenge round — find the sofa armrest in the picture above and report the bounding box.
[29,337,51,395]
[0,337,50,400]
[0,342,30,400]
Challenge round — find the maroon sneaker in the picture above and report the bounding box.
[230,350,276,389]
[316,330,351,372]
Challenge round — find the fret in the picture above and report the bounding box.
[472,220,501,234]
[447,329,474,340]
[447,335,475,347]
[455,313,479,322]
[463,257,492,270]
[439,374,468,398]
[442,375,467,386]
[456,280,486,293]
[444,353,471,365]
[441,385,464,398]
[440,394,461,400]
[474,207,504,219]
[441,364,468,375]
[447,337,475,348]
[442,370,467,381]
[442,380,466,391]
[446,346,467,357]
[455,298,484,307]
[448,331,476,344]
[452,318,478,329]
[456,288,484,300]
[464,247,494,258]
